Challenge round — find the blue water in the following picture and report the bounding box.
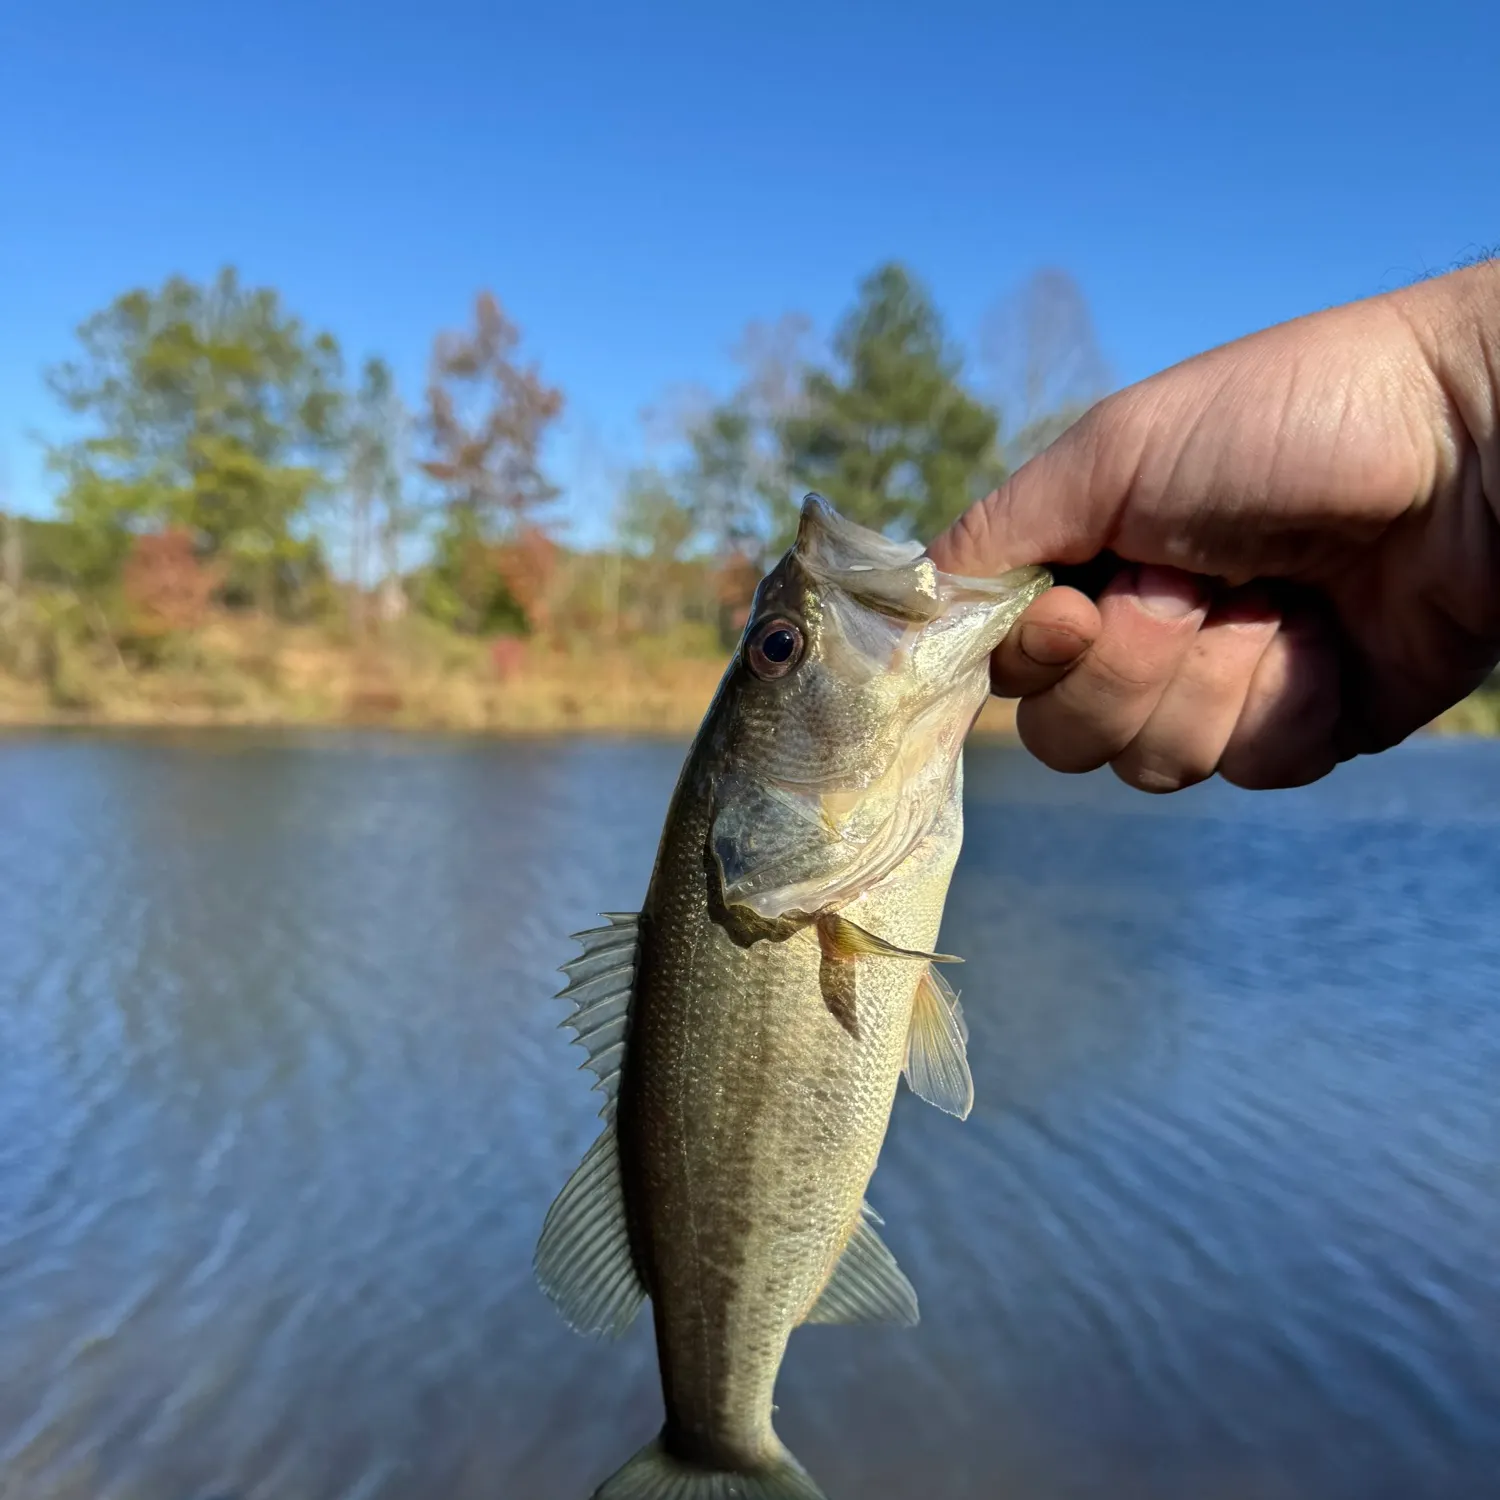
[0,730,1497,1499]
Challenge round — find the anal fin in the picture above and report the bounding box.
[903,963,974,1120]
[802,1203,919,1327]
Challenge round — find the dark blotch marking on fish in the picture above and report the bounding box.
[817,953,859,1039]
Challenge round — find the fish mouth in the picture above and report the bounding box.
[710,496,1051,925]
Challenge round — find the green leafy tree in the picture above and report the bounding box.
[644,313,813,570]
[780,263,1002,541]
[45,267,344,611]
[680,407,771,561]
[616,466,695,562]
[614,467,698,634]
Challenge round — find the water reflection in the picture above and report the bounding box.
[0,730,1497,1499]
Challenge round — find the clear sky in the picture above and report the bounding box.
[2,0,1495,542]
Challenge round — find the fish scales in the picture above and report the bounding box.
[626,757,958,1465]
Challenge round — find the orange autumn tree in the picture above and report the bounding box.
[417,292,564,634]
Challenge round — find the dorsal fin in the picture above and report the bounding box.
[557,913,640,1119]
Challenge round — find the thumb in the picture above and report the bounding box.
[928,403,1127,577]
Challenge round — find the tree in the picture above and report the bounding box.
[640,312,813,574]
[0,515,19,596]
[780,263,1002,541]
[680,407,765,560]
[44,267,344,611]
[418,291,564,631]
[616,467,696,562]
[345,355,409,635]
[615,467,697,634]
[979,267,1110,468]
[120,528,219,644]
[0,457,19,594]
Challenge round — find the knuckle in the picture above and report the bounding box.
[942,500,997,571]
[992,639,1067,698]
[1068,647,1164,702]
[1114,752,1212,795]
[1016,701,1117,774]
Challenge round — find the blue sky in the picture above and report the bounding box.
[1,0,1495,544]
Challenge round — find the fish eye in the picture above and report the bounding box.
[746,618,805,680]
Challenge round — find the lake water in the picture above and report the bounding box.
[1,730,1498,1500]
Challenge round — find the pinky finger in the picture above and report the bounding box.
[1218,615,1343,790]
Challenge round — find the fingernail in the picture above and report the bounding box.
[1018,622,1086,667]
[1134,565,1203,620]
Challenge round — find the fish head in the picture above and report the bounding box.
[709,493,1049,924]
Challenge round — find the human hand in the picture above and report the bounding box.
[930,260,1500,791]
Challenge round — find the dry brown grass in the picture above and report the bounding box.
[0,610,1033,739]
[21,604,1499,746]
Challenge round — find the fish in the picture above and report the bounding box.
[535,493,1049,1499]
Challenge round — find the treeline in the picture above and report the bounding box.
[0,260,1110,669]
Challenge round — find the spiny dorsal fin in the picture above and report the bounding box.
[802,1203,919,1327]
[903,963,974,1120]
[558,913,639,1119]
[535,1124,647,1338]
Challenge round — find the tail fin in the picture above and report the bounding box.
[592,1436,826,1499]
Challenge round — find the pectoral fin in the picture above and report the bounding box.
[816,912,961,965]
[903,964,974,1120]
[803,1203,919,1327]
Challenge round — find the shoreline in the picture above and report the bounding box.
[0,696,1025,739]
[3,610,1494,740]
[1,696,1491,743]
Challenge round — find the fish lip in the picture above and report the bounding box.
[796,490,1052,603]
[795,492,927,570]
[938,562,1054,669]
[942,561,1052,596]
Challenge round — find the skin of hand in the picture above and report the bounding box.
[929,259,1500,792]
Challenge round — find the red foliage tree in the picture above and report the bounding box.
[421,292,564,533]
[714,550,761,638]
[492,526,560,634]
[121,528,219,637]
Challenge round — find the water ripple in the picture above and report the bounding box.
[1,732,1498,1498]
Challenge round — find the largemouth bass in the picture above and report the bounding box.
[536,494,1048,1499]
